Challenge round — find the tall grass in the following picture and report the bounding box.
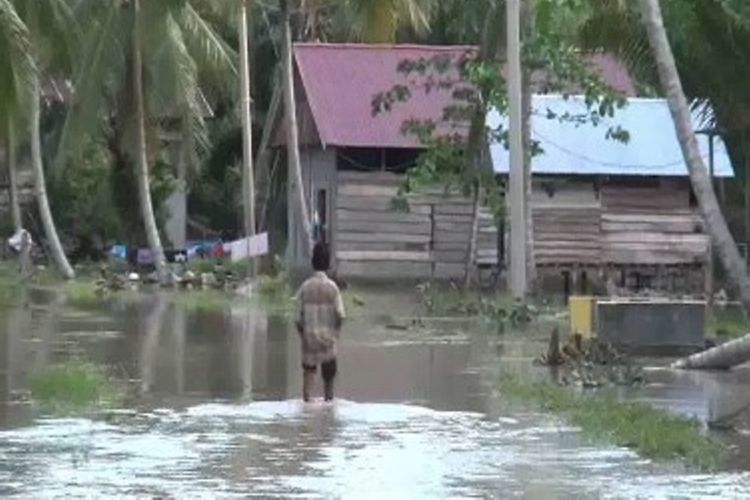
[709,306,750,339]
[417,282,536,324]
[499,376,723,471]
[31,361,123,413]
[65,280,105,309]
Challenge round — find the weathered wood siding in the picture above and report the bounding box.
[532,180,601,266]
[334,171,498,280]
[531,178,708,268]
[288,148,337,269]
[600,180,708,265]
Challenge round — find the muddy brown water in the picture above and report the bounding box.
[0,288,749,498]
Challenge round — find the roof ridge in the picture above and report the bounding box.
[293,42,477,52]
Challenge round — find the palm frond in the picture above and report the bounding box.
[149,10,209,156]
[179,1,237,97]
[0,0,36,92]
[54,3,125,172]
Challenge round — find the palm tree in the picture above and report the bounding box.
[281,0,313,264]
[130,0,168,280]
[12,0,76,278]
[0,2,27,233]
[343,0,434,43]
[638,0,750,311]
[58,0,236,281]
[3,119,21,231]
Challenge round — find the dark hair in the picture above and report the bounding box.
[311,242,330,271]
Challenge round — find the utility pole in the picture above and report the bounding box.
[239,0,257,277]
[508,0,527,298]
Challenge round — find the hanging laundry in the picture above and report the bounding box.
[110,245,128,260]
[165,250,188,263]
[137,248,155,265]
[8,229,32,252]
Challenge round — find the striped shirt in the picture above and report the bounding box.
[296,271,346,366]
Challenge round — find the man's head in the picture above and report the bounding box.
[312,242,330,271]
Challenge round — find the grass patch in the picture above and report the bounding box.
[417,282,536,324]
[0,263,21,306]
[499,375,723,471]
[31,361,123,413]
[65,280,105,309]
[709,306,750,339]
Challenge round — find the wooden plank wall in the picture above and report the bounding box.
[335,171,498,280]
[531,178,708,268]
[532,180,602,266]
[600,181,708,265]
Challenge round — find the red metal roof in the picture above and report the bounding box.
[293,43,636,149]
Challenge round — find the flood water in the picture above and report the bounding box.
[0,288,749,498]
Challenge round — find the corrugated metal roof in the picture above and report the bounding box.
[295,43,474,149]
[489,95,734,177]
[293,43,637,149]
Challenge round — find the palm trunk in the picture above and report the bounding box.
[281,0,313,264]
[6,118,22,232]
[745,154,750,269]
[239,0,257,277]
[521,0,536,287]
[132,0,167,281]
[30,74,74,279]
[672,334,750,370]
[255,67,282,231]
[638,0,750,312]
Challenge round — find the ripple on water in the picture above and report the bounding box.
[0,400,748,498]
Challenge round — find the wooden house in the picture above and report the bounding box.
[489,95,734,291]
[276,43,636,281]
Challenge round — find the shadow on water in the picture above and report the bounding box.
[0,288,749,496]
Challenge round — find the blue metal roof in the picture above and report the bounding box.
[488,95,734,178]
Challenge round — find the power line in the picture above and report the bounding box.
[531,129,727,173]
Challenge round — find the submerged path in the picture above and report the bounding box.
[0,292,748,497]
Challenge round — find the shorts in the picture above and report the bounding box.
[302,359,337,381]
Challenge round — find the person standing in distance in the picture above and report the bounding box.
[295,243,345,401]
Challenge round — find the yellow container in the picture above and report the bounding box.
[569,296,596,339]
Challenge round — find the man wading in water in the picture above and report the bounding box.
[296,243,345,402]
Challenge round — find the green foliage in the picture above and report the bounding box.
[417,282,536,325]
[31,361,123,413]
[65,280,104,309]
[256,270,294,313]
[188,116,242,236]
[499,375,724,471]
[709,306,750,339]
[0,262,21,306]
[48,138,123,259]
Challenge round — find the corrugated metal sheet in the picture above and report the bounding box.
[489,95,734,177]
[294,43,474,149]
[293,44,637,150]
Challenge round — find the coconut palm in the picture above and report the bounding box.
[7,0,76,278]
[637,0,750,311]
[343,0,434,43]
[0,0,32,233]
[281,0,313,264]
[57,0,236,281]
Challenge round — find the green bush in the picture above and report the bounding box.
[31,361,122,413]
